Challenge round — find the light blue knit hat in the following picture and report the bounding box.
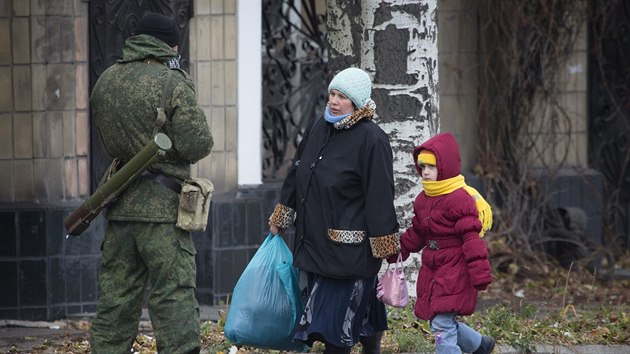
[328,67,372,109]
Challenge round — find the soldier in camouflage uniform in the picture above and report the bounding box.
[89,12,213,354]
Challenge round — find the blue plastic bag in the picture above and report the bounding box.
[224,233,308,352]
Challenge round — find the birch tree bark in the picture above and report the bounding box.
[327,0,439,296]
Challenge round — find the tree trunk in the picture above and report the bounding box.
[327,0,439,296]
[327,0,439,228]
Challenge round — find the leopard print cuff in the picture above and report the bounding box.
[328,229,366,244]
[268,203,295,229]
[369,233,400,259]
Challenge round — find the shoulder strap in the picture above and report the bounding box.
[153,69,175,136]
[97,158,122,188]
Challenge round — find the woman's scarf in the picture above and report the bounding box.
[325,100,376,130]
[324,105,352,124]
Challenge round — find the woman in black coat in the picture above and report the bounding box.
[269,67,400,354]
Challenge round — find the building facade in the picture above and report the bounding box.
[1,0,623,321]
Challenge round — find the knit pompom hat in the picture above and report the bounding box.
[328,67,372,109]
[135,12,180,47]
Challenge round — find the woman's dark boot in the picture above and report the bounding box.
[323,342,352,354]
[359,331,383,354]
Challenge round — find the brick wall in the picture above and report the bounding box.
[0,0,93,321]
[0,0,89,203]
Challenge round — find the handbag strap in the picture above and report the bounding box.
[385,252,404,273]
[393,252,404,273]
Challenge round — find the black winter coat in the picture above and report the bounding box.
[277,112,399,279]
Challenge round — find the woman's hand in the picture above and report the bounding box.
[269,224,285,236]
[386,253,398,264]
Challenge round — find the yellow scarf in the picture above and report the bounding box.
[422,175,465,196]
[421,174,493,237]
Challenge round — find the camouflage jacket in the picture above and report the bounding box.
[91,34,213,223]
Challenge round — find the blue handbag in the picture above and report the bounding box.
[224,233,308,352]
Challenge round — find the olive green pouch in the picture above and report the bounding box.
[176,177,214,232]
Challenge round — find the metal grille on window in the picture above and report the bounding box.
[262,0,328,181]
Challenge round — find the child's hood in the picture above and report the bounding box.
[412,132,461,181]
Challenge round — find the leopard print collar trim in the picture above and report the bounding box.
[333,100,376,130]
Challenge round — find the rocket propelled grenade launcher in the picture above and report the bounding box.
[64,133,173,237]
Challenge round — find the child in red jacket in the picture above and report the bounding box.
[387,132,495,354]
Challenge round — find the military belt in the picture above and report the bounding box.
[142,170,182,194]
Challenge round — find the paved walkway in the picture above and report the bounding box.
[490,344,630,353]
[1,307,629,353]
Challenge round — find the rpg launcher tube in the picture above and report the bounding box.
[64,133,173,236]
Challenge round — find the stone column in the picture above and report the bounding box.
[189,0,238,193]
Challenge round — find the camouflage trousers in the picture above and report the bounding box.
[90,221,200,354]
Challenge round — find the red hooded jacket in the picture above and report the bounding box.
[395,132,493,320]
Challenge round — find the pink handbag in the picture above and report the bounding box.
[377,253,409,308]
